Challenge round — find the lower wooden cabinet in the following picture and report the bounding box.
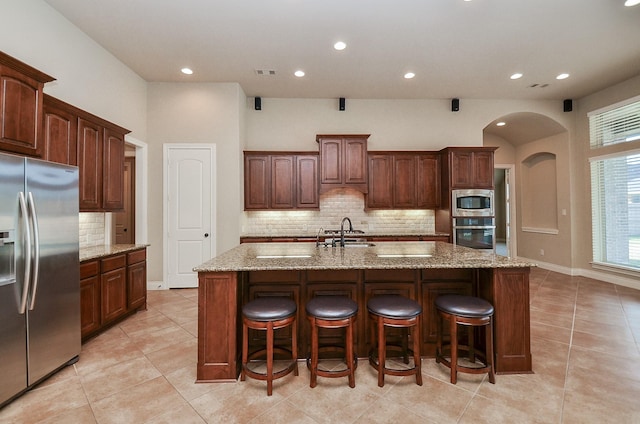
[80,248,147,341]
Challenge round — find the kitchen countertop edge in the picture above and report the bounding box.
[80,244,150,262]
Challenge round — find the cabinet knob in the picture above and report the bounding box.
[204,233,209,238]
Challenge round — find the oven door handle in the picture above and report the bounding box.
[453,225,496,230]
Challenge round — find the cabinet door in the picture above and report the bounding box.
[343,138,368,185]
[270,155,295,209]
[43,97,77,165]
[473,150,494,188]
[393,155,417,208]
[416,154,440,208]
[80,275,101,338]
[296,155,319,208]
[450,150,474,188]
[318,137,342,185]
[78,118,103,210]
[0,66,44,157]
[244,154,270,209]
[103,128,125,210]
[101,268,127,323]
[127,261,147,310]
[367,154,393,209]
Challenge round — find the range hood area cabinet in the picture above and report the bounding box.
[366,152,441,209]
[317,134,369,194]
[0,52,55,158]
[244,152,319,210]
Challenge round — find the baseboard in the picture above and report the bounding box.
[519,256,640,291]
[147,280,167,290]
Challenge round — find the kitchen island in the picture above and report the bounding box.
[194,242,534,382]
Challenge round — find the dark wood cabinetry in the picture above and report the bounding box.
[366,152,440,209]
[0,52,55,158]
[317,134,368,194]
[443,147,496,190]
[80,248,147,341]
[77,113,128,211]
[43,95,77,165]
[244,152,319,210]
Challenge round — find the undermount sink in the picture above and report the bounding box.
[377,254,432,258]
[256,255,312,259]
[343,242,375,248]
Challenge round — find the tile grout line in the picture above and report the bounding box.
[557,275,579,424]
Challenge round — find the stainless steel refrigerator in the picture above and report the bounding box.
[0,152,80,407]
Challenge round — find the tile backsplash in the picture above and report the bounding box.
[241,188,435,236]
[79,212,105,248]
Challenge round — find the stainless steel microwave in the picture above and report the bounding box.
[451,189,494,217]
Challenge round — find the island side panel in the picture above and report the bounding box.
[197,271,241,382]
[479,267,533,374]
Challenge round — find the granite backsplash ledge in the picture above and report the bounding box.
[241,188,436,237]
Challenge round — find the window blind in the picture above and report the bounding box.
[590,153,640,270]
[589,98,640,148]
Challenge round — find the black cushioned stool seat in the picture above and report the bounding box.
[306,296,358,388]
[241,297,298,396]
[367,295,423,387]
[435,294,495,384]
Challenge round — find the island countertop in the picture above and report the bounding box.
[193,241,534,272]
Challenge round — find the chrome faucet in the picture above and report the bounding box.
[316,227,324,247]
[340,217,353,247]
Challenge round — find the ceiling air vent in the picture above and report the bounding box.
[529,83,549,88]
[255,69,276,76]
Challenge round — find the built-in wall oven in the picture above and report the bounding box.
[451,189,495,251]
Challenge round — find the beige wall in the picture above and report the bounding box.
[146,83,244,280]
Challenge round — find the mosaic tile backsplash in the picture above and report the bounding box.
[79,212,106,248]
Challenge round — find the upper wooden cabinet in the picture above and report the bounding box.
[442,147,496,189]
[43,95,77,165]
[0,52,55,157]
[244,152,319,210]
[366,152,440,209]
[78,111,129,212]
[317,134,369,194]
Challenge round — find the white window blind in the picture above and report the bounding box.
[590,153,640,270]
[588,98,640,148]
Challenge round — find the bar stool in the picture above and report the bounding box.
[367,295,423,387]
[306,296,358,388]
[435,294,495,384]
[241,297,298,396]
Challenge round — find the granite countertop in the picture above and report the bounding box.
[80,244,149,262]
[193,241,535,272]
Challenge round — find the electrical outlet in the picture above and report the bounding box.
[540,249,545,256]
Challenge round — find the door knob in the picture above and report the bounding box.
[204,233,209,238]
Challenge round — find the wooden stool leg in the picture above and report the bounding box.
[310,319,318,388]
[292,318,298,376]
[241,321,248,381]
[468,324,476,363]
[486,318,496,384]
[436,312,443,364]
[449,315,458,384]
[377,317,386,387]
[266,321,274,396]
[413,317,422,386]
[346,318,355,388]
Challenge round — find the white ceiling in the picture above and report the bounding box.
[44,0,640,101]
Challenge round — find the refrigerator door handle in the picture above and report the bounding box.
[27,192,40,311]
[18,192,31,314]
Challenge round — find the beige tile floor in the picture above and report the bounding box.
[2,268,640,423]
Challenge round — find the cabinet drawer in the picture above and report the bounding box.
[80,260,99,279]
[127,249,146,265]
[101,254,126,272]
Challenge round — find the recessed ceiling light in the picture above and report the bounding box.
[625,0,640,6]
[404,72,415,79]
[496,122,506,127]
[556,73,570,80]
[334,41,347,51]
[510,73,523,80]
[294,70,305,77]
[181,67,193,75]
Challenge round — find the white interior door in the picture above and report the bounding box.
[164,144,216,288]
